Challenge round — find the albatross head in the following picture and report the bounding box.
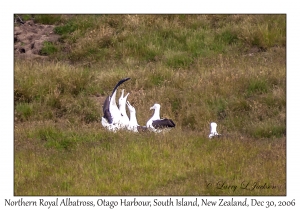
[118,89,130,107]
[150,103,160,111]
[126,101,136,113]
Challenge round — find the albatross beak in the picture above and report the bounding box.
[124,93,130,100]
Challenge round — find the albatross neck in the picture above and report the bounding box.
[119,103,127,114]
[152,106,160,120]
[129,111,138,125]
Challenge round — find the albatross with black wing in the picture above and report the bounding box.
[101,77,130,131]
[146,103,175,133]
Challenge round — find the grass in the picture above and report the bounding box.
[14,122,286,195]
[40,41,58,55]
[14,14,286,196]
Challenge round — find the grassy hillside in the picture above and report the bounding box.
[14,14,286,195]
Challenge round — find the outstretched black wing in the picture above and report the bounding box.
[103,96,112,124]
[102,77,131,124]
[152,119,175,129]
[110,77,130,97]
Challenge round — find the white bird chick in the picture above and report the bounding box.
[209,122,221,139]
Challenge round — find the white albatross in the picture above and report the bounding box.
[208,122,221,139]
[126,101,139,132]
[101,78,130,131]
[126,101,149,133]
[118,89,130,128]
[146,103,175,132]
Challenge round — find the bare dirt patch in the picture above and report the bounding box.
[14,20,60,59]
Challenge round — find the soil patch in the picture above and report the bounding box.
[14,20,60,59]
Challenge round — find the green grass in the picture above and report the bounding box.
[34,14,63,25]
[14,14,286,196]
[14,123,285,195]
[40,41,58,55]
[15,103,33,121]
[54,21,78,35]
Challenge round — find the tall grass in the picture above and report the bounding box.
[14,14,286,195]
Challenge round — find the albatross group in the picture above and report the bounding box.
[101,77,221,137]
[101,78,175,133]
